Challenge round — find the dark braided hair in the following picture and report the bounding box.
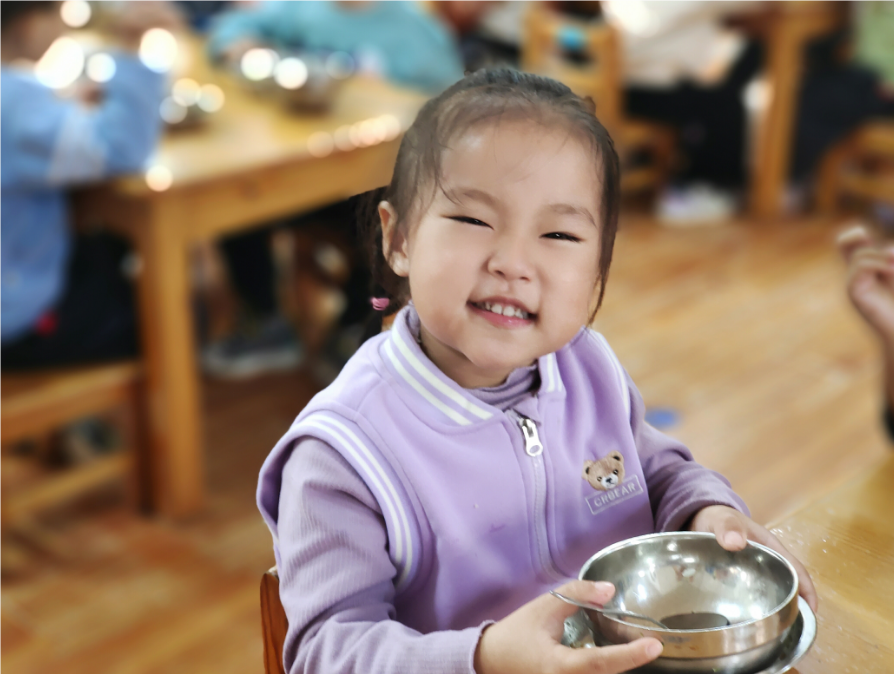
[359,68,621,342]
[0,1,59,32]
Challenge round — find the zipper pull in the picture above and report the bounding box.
[519,417,543,457]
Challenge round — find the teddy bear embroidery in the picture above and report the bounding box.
[582,451,625,491]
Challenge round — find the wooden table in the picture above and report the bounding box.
[747,1,845,219]
[75,42,426,518]
[767,455,894,672]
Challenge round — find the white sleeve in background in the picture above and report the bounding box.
[605,1,759,37]
[602,1,757,88]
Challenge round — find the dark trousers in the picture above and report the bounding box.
[625,42,763,189]
[2,232,139,371]
[218,200,373,330]
[792,64,894,181]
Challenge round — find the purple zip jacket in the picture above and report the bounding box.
[257,305,748,673]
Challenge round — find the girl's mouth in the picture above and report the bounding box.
[469,300,536,326]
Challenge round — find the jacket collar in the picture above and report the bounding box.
[378,305,566,428]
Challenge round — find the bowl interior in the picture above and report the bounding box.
[580,533,796,629]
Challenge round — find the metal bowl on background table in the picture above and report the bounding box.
[230,47,354,113]
[577,532,802,674]
[272,52,353,113]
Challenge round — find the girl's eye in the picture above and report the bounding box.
[543,232,582,243]
[449,216,490,227]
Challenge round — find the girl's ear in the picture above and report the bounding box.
[379,201,410,278]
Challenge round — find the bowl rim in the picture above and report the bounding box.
[577,531,800,634]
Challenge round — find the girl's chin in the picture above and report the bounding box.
[469,355,538,379]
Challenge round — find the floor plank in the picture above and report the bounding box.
[3,215,888,673]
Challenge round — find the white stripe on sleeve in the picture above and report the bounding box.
[303,414,417,590]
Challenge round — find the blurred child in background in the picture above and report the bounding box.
[792,2,894,198]
[602,1,760,224]
[200,0,465,380]
[838,224,894,440]
[208,0,464,94]
[1,0,178,370]
[439,0,759,225]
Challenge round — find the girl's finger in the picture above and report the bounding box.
[551,579,616,607]
[849,248,890,265]
[750,530,819,613]
[695,507,749,551]
[561,638,663,674]
[715,519,748,551]
[848,257,891,279]
[837,223,873,261]
[847,259,894,291]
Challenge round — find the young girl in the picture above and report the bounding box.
[257,69,818,674]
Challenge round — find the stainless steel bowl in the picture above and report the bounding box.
[274,56,349,113]
[578,532,799,673]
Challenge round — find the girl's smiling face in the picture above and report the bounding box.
[382,119,604,389]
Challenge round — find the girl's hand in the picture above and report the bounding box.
[474,580,663,674]
[688,505,818,612]
[837,224,894,344]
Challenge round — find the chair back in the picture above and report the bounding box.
[1,363,143,531]
[521,2,622,133]
[260,567,289,674]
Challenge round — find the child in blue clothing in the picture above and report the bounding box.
[199,1,467,379]
[207,0,464,95]
[1,1,178,369]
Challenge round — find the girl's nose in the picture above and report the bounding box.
[486,234,533,282]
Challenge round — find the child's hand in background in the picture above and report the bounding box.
[837,223,894,345]
[688,505,818,612]
[110,1,183,52]
[475,580,663,674]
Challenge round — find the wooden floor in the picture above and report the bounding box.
[2,215,889,674]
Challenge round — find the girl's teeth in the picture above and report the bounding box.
[480,302,529,319]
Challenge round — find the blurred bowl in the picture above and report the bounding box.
[229,47,280,95]
[160,79,225,129]
[578,532,800,674]
[272,54,349,113]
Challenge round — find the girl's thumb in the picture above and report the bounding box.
[547,579,616,617]
[715,522,748,551]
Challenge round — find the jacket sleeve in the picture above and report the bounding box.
[1,54,164,190]
[626,371,750,532]
[276,437,486,674]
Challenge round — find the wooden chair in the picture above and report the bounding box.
[1,362,144,557]
[261,567,289,674]
[816,120,894,214]
[521,2,675,195]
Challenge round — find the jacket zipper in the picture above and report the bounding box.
[513,413,564,581]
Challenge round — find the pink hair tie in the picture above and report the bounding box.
[370,297,390,312]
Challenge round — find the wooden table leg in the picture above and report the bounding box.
[750,14,802,219]
[131,197,204,517]
[750,3,843,220]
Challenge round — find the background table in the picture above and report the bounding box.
[75,44,425,518]
[768,455,894,672]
